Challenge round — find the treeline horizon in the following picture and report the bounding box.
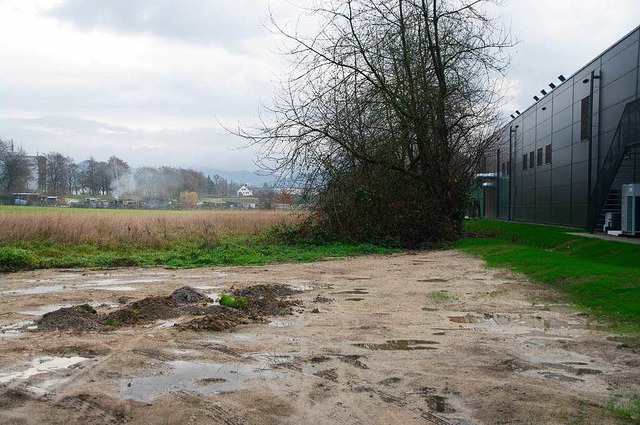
[0,138,262,198]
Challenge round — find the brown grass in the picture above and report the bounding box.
[0,208,304,248]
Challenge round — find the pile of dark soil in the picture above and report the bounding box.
[35,284,299,332]
[182,306,250,331]
[232,284,301,317]
[103,296,179,326]
[37,305,103,331]
[233,284,298,298]
[170,286,211,304]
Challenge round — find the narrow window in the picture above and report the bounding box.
[580,96,590,141]
[501,162,506,175]
[545,144,552,164]
[529,151,535,169]
[523,154,528,171]
[537,148,543,166]
[507,161,511,175]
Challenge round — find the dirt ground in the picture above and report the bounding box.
[1,250,639,424]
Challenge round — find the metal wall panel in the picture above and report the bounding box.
[552,106,573,133]
[572,142,589,164]
[550,205,572,225]
[572,182,588,203]
[551,184,572,205]
[536,170,552,188]
[601,42,639,83]
[535,206,551,223]
[600,70,637,110]
[552,165,572,186]
[602,29,639,62]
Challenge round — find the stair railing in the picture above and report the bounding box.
[586,98,640,233]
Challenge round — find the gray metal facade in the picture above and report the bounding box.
[484,25,640,228]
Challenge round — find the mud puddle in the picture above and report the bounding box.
[449,315,496,325]
[333,289,369,295]
[354,340,439,350]
[539,362,602,376]
[0,356,89,384]
[119,360,280,402]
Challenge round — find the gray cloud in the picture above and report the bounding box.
[48,0,266,47]
[0,116,257,171]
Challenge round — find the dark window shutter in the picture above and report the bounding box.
[580,96,590,141]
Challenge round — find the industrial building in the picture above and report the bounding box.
[482,25,640,235]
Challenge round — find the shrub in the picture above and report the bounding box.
[0,247,37,271]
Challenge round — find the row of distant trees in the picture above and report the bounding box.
[0,138,248,198]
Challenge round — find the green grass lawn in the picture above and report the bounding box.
[456,220,640,331]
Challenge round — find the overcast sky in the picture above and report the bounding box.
[0,0,639,174]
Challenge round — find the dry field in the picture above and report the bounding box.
[0,207,303,248]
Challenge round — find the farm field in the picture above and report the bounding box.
[0,206,393,271]
[0,251,639,424]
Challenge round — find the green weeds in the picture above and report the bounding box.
[219,294,248,310]
[606,393,640,424]
[427,290,458,303]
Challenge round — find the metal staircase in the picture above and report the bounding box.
[587,98,640,233]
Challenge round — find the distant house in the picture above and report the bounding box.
[237,185,253,197]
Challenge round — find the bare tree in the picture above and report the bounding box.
[45,152,74,196]
[241,0,509,245]
[0,139,32,194]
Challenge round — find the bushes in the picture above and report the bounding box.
[0,247,37,271]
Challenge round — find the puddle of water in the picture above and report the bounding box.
[538,371,584,383]
[0,356,89,384]
[208,293,220,305]
[1,285,68,296]
[268,320,294,328]
[0,330,22,338]
[354,340,439,350]
[92,286,138,292]
[119,360,280,402]
[1,278,163,296]
[211,271,234,278]
[540,362,602,376]
[194,286,222,290]
[156,321,178,329]
[334,289,369,295]
[246,353,293,366]
[425,395,447,412]
[79,278,165,287]
[288,280,313,291]
[448,315,496,325]
[1,321,35,331]
[169,349,200,356]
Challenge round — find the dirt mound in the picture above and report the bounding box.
[37,305,103,331]
[182,306,250,331]
[178,305,222,315]
[170,286,211,304]
[231,284,301,317]
[233,284,298,298]
[104,296,179,326]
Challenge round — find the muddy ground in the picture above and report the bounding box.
[0,251,639,424]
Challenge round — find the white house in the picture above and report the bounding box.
[237,185,253,197]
